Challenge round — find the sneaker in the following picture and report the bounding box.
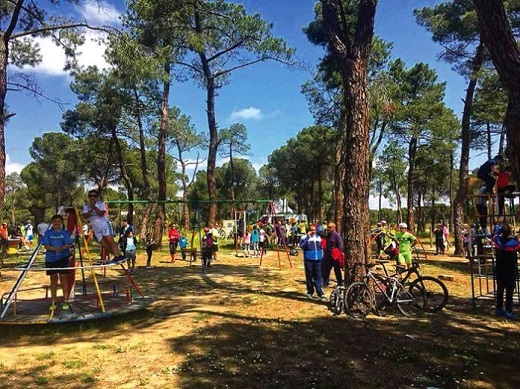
[145,266,154,269]
[62,303,70,310]
[110,255,126,264]
[306,293,314,300]
[495,309,507,317]
[505,311,515,320]
[318,295,328,301]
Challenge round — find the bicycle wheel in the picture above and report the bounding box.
[409,276,449,312]
[396,285,424,316]
[345,282,373,319]
[329,288,342,315]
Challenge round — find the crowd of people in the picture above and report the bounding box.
[2,182,518,319]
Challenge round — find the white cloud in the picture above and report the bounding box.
[15,1,122,77]
[229,107,263,121]
[19,31,110,76]
[80,2,121,25]
[6,154,24,174]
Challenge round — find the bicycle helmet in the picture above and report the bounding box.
[398,222,407,229]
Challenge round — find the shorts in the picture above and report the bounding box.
[125,249,136,260]
[169,241,178,254]
[93,221,115,242]
[27,234,34,242]
[45,257,72,275]
[397,251,412,265]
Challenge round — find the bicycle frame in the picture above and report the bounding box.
[365,267,411,305]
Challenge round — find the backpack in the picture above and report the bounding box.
[202,236,213,249]
[383,240,399,258]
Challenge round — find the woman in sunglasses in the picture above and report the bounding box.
[81,190,125,264]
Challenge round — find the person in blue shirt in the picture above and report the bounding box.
[300,225,326,300]
[179,234,188,261]
[42,214,73,311]
[493,224,520,319]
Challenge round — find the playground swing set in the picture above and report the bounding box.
[106,198,293,271]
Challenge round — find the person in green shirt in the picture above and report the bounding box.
[395,222,417,268]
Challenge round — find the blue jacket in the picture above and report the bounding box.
[300,234,323,261]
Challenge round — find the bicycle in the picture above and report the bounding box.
[328,284,345,315]
[345,262,426,319]
[376,259,449,312]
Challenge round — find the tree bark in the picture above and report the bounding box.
[406,136,417,232]
[321,0,377,283]
[453,42,483,256]
[473,0,520,186]
[154,66,171,247]
[0,36,7,208]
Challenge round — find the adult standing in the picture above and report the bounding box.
[24,220,34,249]
[210,223,219,261]
[300,225,326,300]
[37,221,49,245]
[321,222,344,288]
[118,218,134,252]
[81,190,125,264]
[42,214,73,310]
[168,224,180,263]
[493,224,520,319]
[395,223,417,269]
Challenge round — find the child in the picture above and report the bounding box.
[145,232,155,269]
[42,214,73,310]
[179,234,188,261]
[201,228,213,267]
[243,231,251,258]
[251,225,260,257]
[124,230,138,272]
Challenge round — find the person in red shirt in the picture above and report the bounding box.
[497,166,516,216]
[168,224,180,263]
[0,222,8,253]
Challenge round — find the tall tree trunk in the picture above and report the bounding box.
[453,42,483,256]
[320,0,376,283]
[473,0,520,186]
[134,87,152,241]
[406,136,417,232]
[205,74,218,224]
[154,68,170,247]
[111,125,134,226]
[0,0,22,207]
[0,37,6,208]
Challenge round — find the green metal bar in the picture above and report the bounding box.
[106,199,272,205]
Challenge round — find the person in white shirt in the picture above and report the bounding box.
[81,190,125,264]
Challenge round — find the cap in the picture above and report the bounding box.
[399,222,407,229]
[377,222,382,227]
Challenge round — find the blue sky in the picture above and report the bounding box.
[6,0,480,181]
